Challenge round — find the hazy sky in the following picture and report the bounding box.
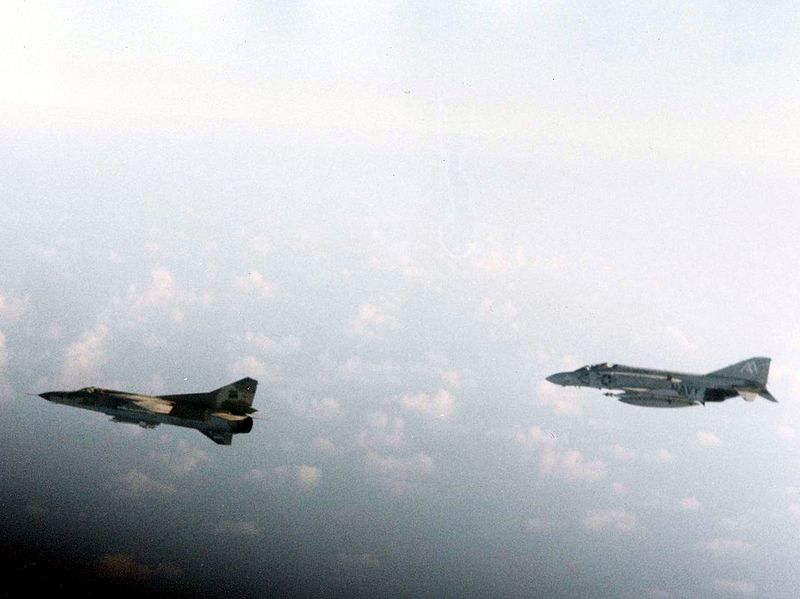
[3,2,800,597]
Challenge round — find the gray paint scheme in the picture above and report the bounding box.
[38,378,259,444]
[546,357,777,408]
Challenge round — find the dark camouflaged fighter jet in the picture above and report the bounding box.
[38,378,258,444]
[547,357,776,407]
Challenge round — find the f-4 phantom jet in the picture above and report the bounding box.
[546,357,776,407]
[38,378,258,444]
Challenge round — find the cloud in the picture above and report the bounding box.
[582,509,635,532]
[331,354,401,383]
[666,326,697,351]
[540,449,607,483]
[515,425,558,450]
[789,503,800,520]
[358,412,405,450]
[0,292,28,322]
[0,331,9,399]
[439,368,462,388]
[516,426,606,483]
[59,323,110,386]
[233,270,275,299]
[353,303,389,335]
[523,517,548,531]
[351,296,399,338]
[363,452,434,477]
[243,331,302,355]
[150,440,208,475]
[228,355,267,379]
[366,231,429,281]
[476,297,523,338]
[124,267,212,327]
[476,248,510,273]
[115,470,176,497]
[242,468,270,484]
[293,396,341,420]
[680,496,700,511]
[356,411,433,494]
[97,553,183,582]
[312,436,337,455]
[136,267,176,307]
[296,465,321,489]
[648,448,674,463]
[216,520,261,537]
[699,538,752,554]
[607,444,636,461]
[775,424,796,441]
[713,579,755,594]
[242,465,322,492]
[611,482,628,496]
[535,380,582,416]
[721,515,757,533]
[400,389,456,419]
[363,450,433,495]
[696,431,722,447]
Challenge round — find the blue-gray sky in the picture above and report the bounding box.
[3,2,800,597]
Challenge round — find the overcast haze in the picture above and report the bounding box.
[2,2,800,598]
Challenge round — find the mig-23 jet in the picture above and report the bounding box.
[38,377,258,444]
[546,357,776,407]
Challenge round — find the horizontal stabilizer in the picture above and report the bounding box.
[759,389,778,403]
[201,431,233,445]
[735,387,777,403]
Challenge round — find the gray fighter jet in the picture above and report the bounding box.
[38,378,258,444]
[546,357,776,407]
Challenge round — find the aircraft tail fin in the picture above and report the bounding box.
[160,377,259,413]
[708,357,771,385]
[210,377,259,414]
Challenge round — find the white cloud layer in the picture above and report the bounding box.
[0,292,28,322]
[115,470,176,497]
[59,323,110,386]
[296,465,322,489]
[516,426,606,484]
[232,270,275,299]
[680,497,700,512]
[216,520,261,537]
[400,389,455,419]
[696,431,722,447]
[713,579,755,594]
[582,509,635,532]
[699,538,752,554]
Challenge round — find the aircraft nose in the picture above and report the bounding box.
[546,372,570,386]
[39,392,55,400]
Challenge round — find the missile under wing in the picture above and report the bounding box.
[38,378,258,444]
[546,357,776,408]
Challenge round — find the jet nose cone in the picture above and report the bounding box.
[546,373,569,386]
[39,392,54,400]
